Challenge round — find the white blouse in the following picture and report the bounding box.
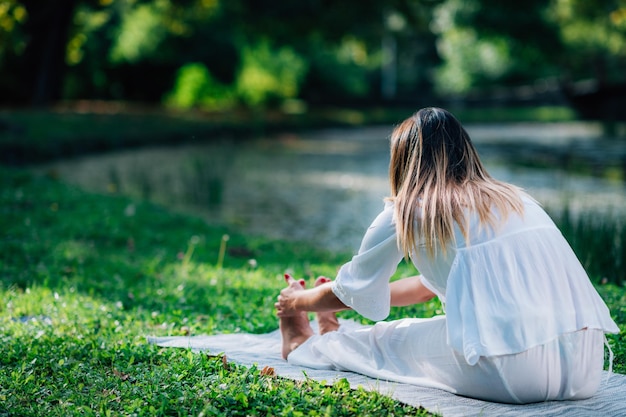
[331,196,619,365]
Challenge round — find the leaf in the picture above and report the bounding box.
[260,365,275,377]
[113,368,130,381]
[333,378,350,390]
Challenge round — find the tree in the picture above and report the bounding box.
[547,0,626,85]
[431,0,626,97]
[0,0,443,106]
[1,0,221,105]
[1,0,79,105]
[431,0,563,94]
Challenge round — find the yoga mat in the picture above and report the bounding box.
[148,320,625,416]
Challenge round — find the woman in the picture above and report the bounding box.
[275,107,619,404]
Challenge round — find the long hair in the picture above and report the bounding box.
[389,107,525,258]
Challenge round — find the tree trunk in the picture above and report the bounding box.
[19,0,78,106]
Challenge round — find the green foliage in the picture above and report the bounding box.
[432,0,626,94]
[0,0,27,96]
[109,2,168,64]
[71,0,222,68]
[547,0,626,83]
[9,0,626,108]
[307,37,375,98]
[3,0,626,105]
[0,0,26,54]
[552,207,626,286]
[596,284,626,375]
[164,41,309,110]
[164,62,235,110]
[431,0,562,93]
[433,25,512,94]
[236,40,308,107]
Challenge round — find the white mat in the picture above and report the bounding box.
[148,320,625,416]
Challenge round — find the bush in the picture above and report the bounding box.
[236,41,308,107]
[164,62,235,110]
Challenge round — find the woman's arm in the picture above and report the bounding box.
[275,276,349,317]
[390,275,436,306]
[276,275,436,317]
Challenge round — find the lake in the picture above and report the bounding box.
[37,122,626,252]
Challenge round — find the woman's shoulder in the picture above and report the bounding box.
[518,193,555,224]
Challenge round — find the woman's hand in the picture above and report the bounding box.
[275,274,306,317]
[275,274,349,317]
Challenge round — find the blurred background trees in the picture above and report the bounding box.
[1,0,625,114]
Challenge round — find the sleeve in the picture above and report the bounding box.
[331,202,404,321]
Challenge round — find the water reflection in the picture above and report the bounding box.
[38,123,626,252]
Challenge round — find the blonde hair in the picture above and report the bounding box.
[389,107,524,258]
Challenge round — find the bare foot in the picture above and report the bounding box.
[280,311,314,359]
[315,277,340,335]
[279,275,314,359]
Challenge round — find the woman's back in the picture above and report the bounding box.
[410,196,546,295]
[411,196,618,365]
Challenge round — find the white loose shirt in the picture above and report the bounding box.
[331,196,619,365]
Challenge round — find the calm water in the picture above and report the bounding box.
[38,122,626,252]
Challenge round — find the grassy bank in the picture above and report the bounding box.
[0,167,434,416]
[0,104,575,165]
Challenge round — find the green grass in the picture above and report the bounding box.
[554,208,626,286]
[0,167,434,416]
[1,161,624,416]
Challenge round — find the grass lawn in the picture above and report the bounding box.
[2,166,625,417]
[1,166,437,416]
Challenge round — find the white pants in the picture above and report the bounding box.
[287,316,605,404]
